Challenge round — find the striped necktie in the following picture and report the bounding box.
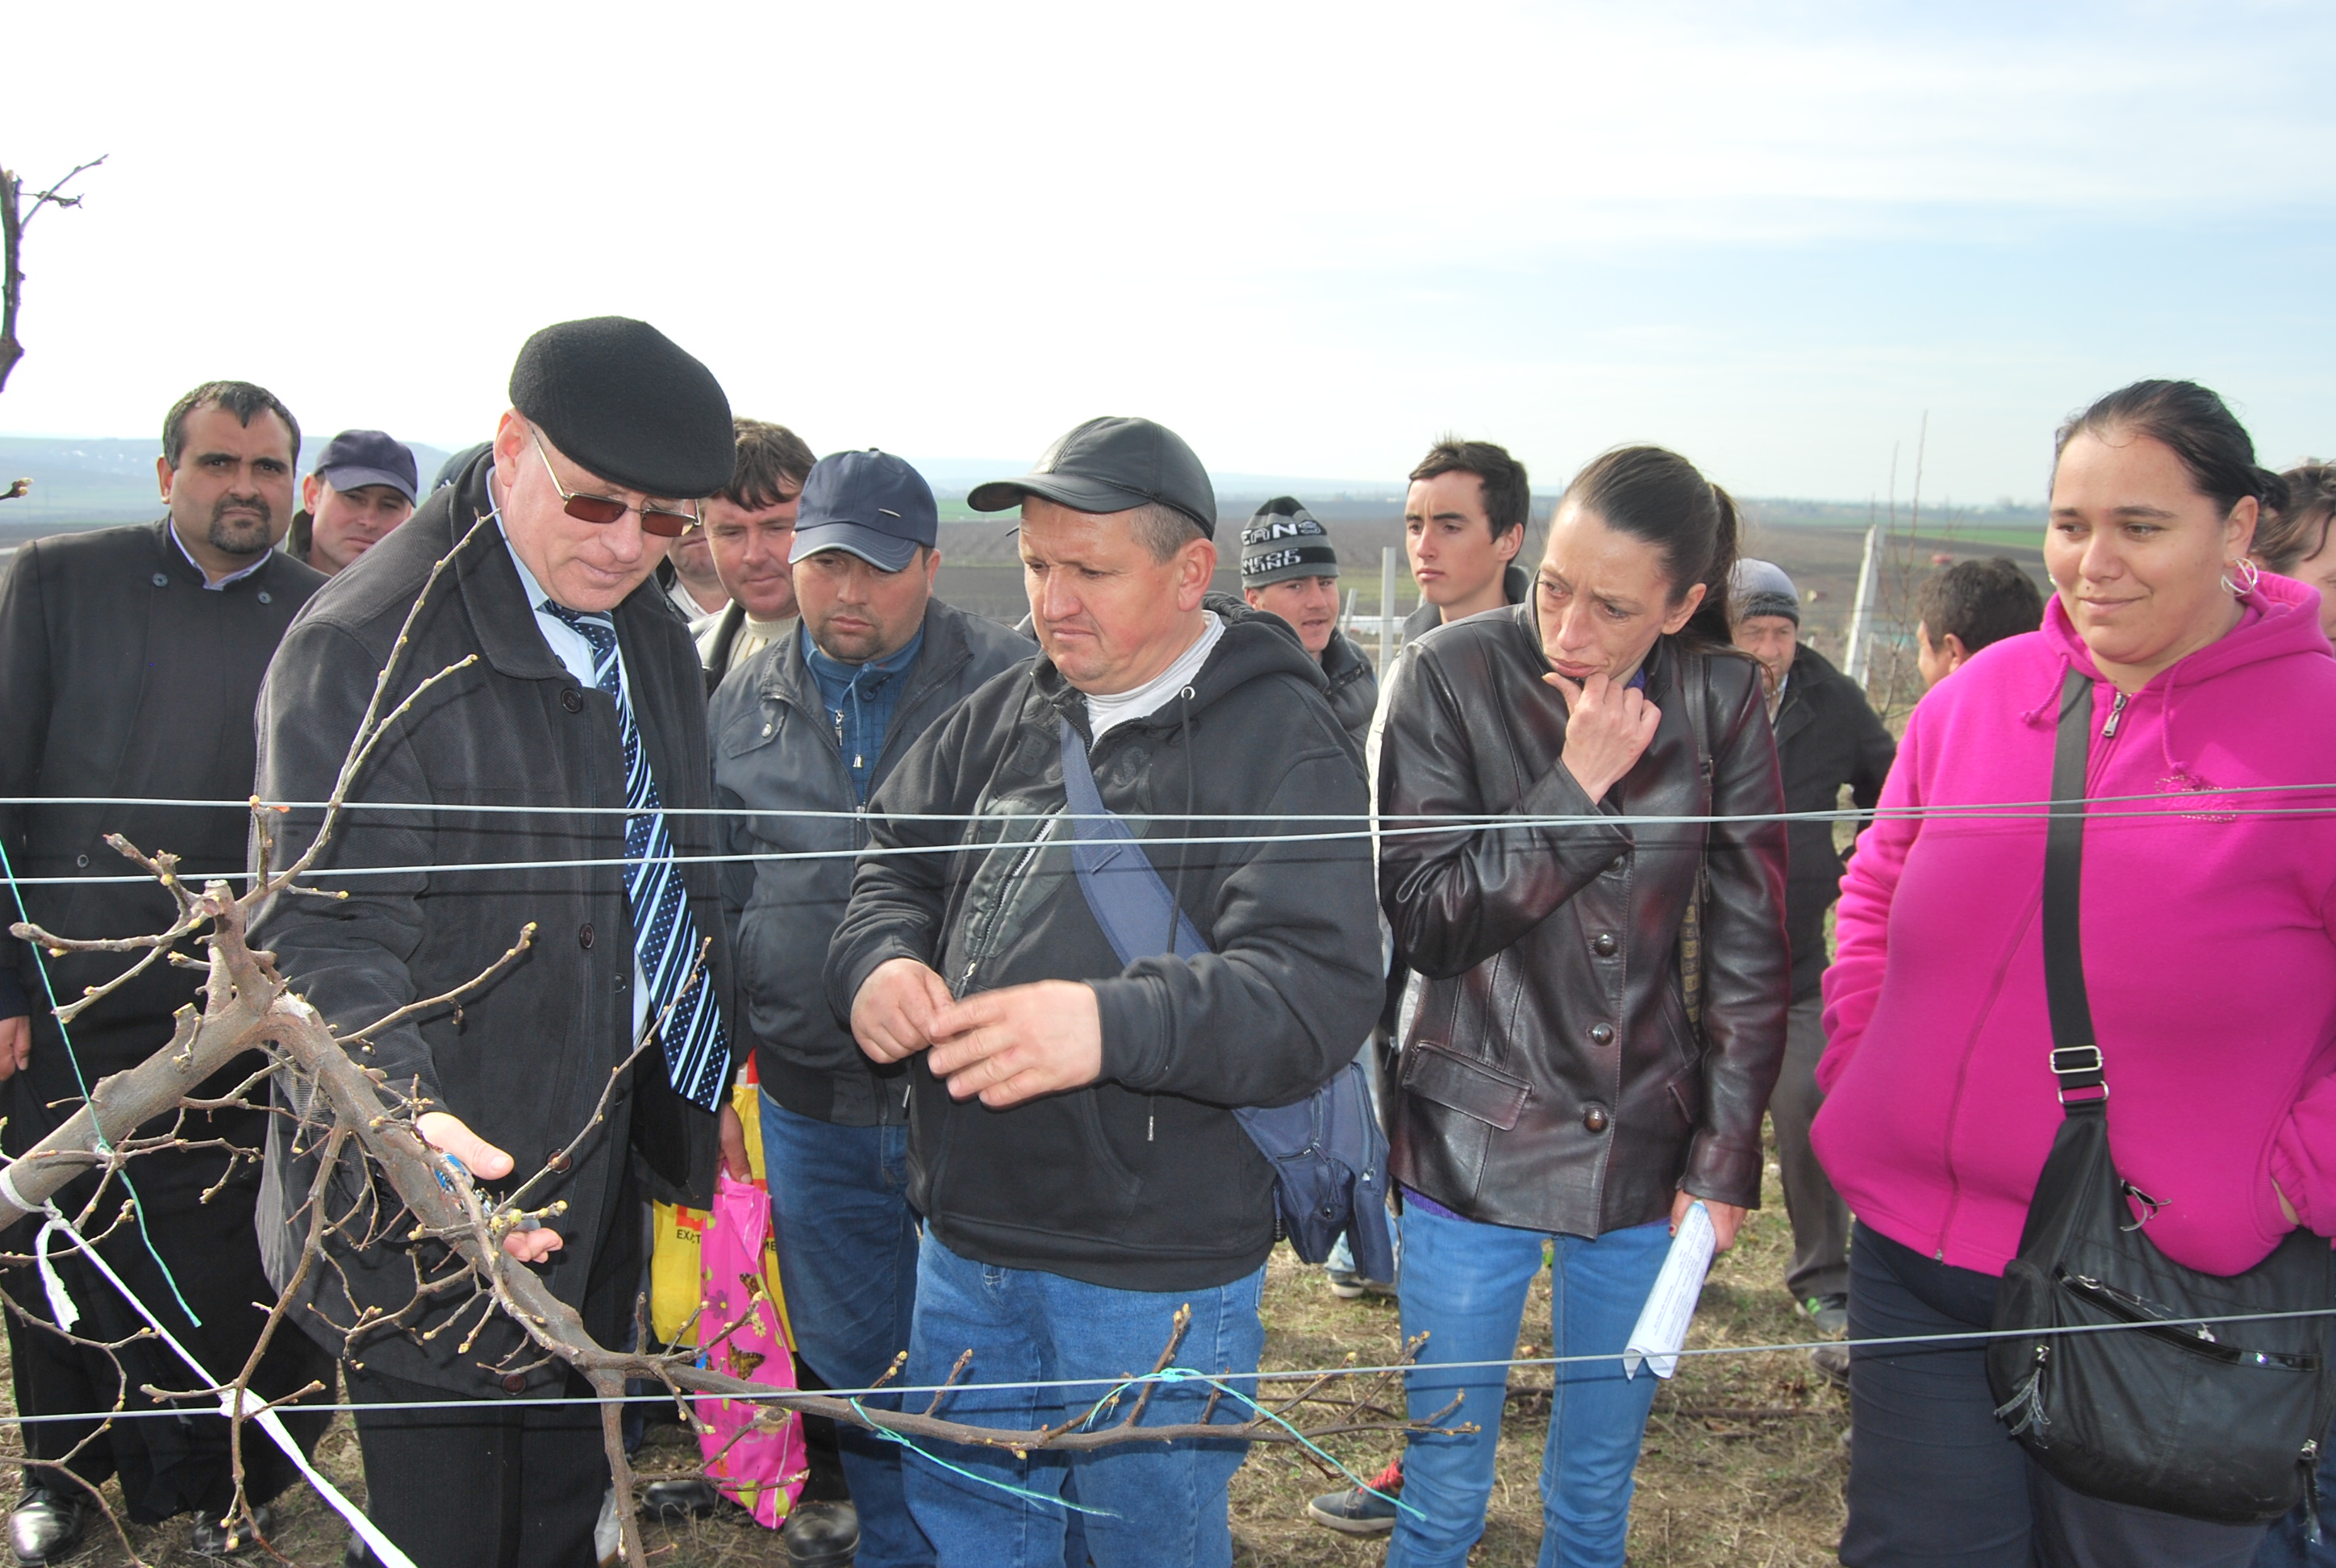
[540,603,728,1111]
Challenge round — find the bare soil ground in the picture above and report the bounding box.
[0,1158,1844,1566]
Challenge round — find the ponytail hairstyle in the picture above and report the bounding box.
[1560,444,1741,648]
[2052,380,2289,526]
[2252,461,2336,577]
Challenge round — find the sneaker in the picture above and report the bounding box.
[1324,1268,1367,1299]
[1306,1458,1404,1536]
[1811,1341,1851,1389]
[1798,1292,1850,1337]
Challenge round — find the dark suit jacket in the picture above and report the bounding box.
[252,452,732,1395]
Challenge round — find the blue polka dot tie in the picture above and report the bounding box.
[541,603,728,1112]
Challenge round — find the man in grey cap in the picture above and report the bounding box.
[1728,558,1894,1374]
[1240,495,1374,749]
[285,428,420,575]
[254,316,740,1566]
[711,449,1028,1568]
[829,417,1380,1566]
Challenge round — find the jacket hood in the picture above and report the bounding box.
[1032,590,1326,728]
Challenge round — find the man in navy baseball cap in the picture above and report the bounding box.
[287,428,419,575]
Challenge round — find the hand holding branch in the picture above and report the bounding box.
[416,1111,562,1262]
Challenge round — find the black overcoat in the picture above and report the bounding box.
[0,519,330,1516]
[251,453,730,1395]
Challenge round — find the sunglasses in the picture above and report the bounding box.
[531,429,699,539]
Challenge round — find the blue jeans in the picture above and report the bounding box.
[903,1231,1265,1568]
[759,1091,933,1568]
[1388,1205,1671,1568]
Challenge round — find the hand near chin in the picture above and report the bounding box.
[1546,669,1661,804]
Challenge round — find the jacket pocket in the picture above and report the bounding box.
[1667,1061,1705,1128]
[1402,1040,1533,1131]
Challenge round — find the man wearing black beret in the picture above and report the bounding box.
[253,317,742,1567]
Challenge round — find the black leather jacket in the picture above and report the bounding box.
[1377,605,1788,1235]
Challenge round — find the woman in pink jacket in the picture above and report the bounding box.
[1815,380,2333,1568]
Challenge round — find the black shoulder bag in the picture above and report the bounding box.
[1057,722,1395,1281]
[1985,667,2336,1525]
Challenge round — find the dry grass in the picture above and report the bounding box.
[0,1161,1843,1566]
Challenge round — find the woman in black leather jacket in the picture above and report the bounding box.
[1370,444,1789,1568]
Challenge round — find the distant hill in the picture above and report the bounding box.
[0,435,457,534]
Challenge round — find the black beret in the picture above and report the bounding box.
[508,316,735,499]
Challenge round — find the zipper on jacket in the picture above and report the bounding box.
[2100,690,2130,739]
[955,832,1050,998]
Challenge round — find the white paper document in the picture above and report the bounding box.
[1622,1201,1717,1379]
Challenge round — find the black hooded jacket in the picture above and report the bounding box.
[828,597,1381,1291]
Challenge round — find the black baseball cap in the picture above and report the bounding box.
[312,429,419,504]
[788,450,939,573]
[966,416,1216,537]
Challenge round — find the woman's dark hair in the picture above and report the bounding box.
[2252,461,2336,576]
[2052,380,2290,523]
[1559,444,1739,647]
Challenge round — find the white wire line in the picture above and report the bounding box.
[10,795,2336,886]
[0,1304,2328,1426]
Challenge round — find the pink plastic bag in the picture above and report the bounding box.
[695,1173,806,1526]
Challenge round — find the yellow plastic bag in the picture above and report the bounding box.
[648,1079,794,1349]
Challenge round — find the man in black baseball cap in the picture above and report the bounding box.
[831,419,1379,1562]
[255,316,743,1567]
[285,428,419,575]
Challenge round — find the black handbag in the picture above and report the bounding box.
[1984,667,2336,1524]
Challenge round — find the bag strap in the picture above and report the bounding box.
[1058,720,1209,964]
[2044,666,2108,1104]
[1678,649,1714,1031]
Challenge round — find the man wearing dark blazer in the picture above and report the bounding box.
[253,319,740,1568]
[0,381,332,1562]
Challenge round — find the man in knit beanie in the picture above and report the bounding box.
[1728,557,1895,1380]
[1240,496,1376,749]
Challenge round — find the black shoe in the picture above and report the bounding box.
[190,1504,275,1559]
[642,1478,722,1521]
[8,1487,86,1568]
[780,1499,860,1566]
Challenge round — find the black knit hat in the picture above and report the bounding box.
[507,317,735,499]
[1241,496,1340,586]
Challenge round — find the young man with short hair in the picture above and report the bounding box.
[696,419,816,682]
[1401,438,1533,636]
[1914,556,2046,688]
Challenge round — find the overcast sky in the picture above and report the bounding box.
[5,1,2331,503]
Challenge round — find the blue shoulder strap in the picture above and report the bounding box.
[1058,720,1208,963]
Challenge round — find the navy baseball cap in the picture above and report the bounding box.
[312,429,420,504]
[788,450,939,572]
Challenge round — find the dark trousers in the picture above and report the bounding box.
[348,1364,607,1568]
[1843,1220,2268,1567]
[1772,993,1850,1303]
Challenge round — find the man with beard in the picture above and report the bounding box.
[0,381,332,1562]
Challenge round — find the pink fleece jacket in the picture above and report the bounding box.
[1815,573,2336,1277]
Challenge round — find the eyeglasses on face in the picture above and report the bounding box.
[529,428,699,538]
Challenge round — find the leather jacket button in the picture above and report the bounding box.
[561,687,584,712]
[1588,1023,1615,1045]
[1592,932,1618,957]
[578,923,595,949]
[613,971,627,991]
[1583,1105,1611,1133]
[502,1373,528,1394]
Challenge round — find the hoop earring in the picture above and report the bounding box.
[2221,557,2262,598]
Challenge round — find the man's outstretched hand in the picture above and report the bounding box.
[925,981,1103,1108]
[415,1110,563,1263]
[851,957,955,1064]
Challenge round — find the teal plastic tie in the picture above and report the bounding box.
[849,1398,1116,1517]
[0,835,204,1326]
